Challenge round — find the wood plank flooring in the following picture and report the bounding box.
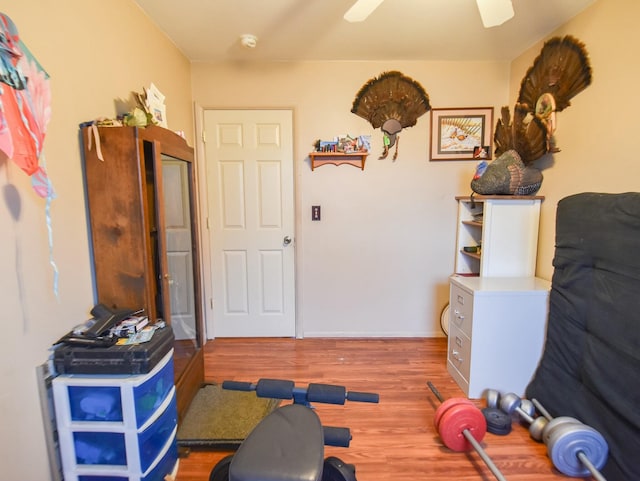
[175,338,579,481]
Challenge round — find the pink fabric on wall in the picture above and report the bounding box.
[0,12,52,197]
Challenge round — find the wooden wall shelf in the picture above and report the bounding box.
[309,152,368,170]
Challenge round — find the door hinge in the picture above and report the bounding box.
[202,130,206,143]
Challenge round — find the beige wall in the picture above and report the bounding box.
[192,60,510,336]
[2,0,638,478]
[510,0,640,279]
[0,1,193,478]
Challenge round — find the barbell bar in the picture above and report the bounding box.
[427,381,508,481]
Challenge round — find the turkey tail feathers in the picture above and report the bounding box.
[513,104,549,164]
[518,35,592,112]
[494,106,514,158]
[495,104,550,165]
[351,71,431,129]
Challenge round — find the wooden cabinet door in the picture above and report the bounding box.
[82,127,155,317]
[83,125,205,422]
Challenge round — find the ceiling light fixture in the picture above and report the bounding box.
[343,0,384,22]
[476,0,514,28]
[240,34,258,49]
[344,0,514,28]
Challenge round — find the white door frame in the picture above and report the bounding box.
[193,104,214,341]
[194,105,299,339]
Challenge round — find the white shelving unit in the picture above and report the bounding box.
[447,195,549,398]
[454,195,543,277]
[447,275,550,398]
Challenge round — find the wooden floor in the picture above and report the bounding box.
[174,338,581,481]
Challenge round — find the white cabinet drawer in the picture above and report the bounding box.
[450,283,473,338]
[447,325,471,380]
[447,275,550,398]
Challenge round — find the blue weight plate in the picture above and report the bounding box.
[547,423,608,477]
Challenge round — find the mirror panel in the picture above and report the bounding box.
[160,155,200,381]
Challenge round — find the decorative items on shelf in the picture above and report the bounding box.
[310,134,370,170]
[313,134,370,154]
[81,83,168,131]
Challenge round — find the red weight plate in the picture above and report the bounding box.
[434,397,475,430]
[438,403,487,452]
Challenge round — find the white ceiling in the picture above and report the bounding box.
[132,0,596,63]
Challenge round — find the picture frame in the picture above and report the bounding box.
[429,107,494,161]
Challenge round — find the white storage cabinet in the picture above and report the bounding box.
[447,275,550,398]
[454,195,543,277]
[52,350,178,481]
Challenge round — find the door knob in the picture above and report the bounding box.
[283,236,292,246]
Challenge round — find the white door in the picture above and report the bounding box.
[204,109,295,337]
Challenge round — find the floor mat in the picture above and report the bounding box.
[177,383,280,449]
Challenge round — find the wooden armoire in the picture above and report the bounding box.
[81,124,204,422]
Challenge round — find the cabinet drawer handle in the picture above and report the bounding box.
[453,309,465,325]
[452,350,464,363]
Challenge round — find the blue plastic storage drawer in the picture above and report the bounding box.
[71,431,178,481]
[53,350,174,430]
[53,350,177,481]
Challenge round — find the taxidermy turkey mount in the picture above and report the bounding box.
[471,35,592,196]
[351,71,431,161]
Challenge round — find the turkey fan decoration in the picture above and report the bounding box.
[351,71,431,161]
[472,35,592,195]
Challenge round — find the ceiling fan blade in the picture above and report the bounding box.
[476,0,514,28]
[344,0,385,23]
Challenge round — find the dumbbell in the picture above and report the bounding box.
[427,382,508,481]
[486,390,535,417]
[531,398,608,481]
[485,389,548,441]
[491,391,588,447]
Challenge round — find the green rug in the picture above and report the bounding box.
[177,383,281,449]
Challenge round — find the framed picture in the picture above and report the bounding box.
[430,107,493,161]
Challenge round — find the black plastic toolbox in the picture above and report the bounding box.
[53,325,174,375]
